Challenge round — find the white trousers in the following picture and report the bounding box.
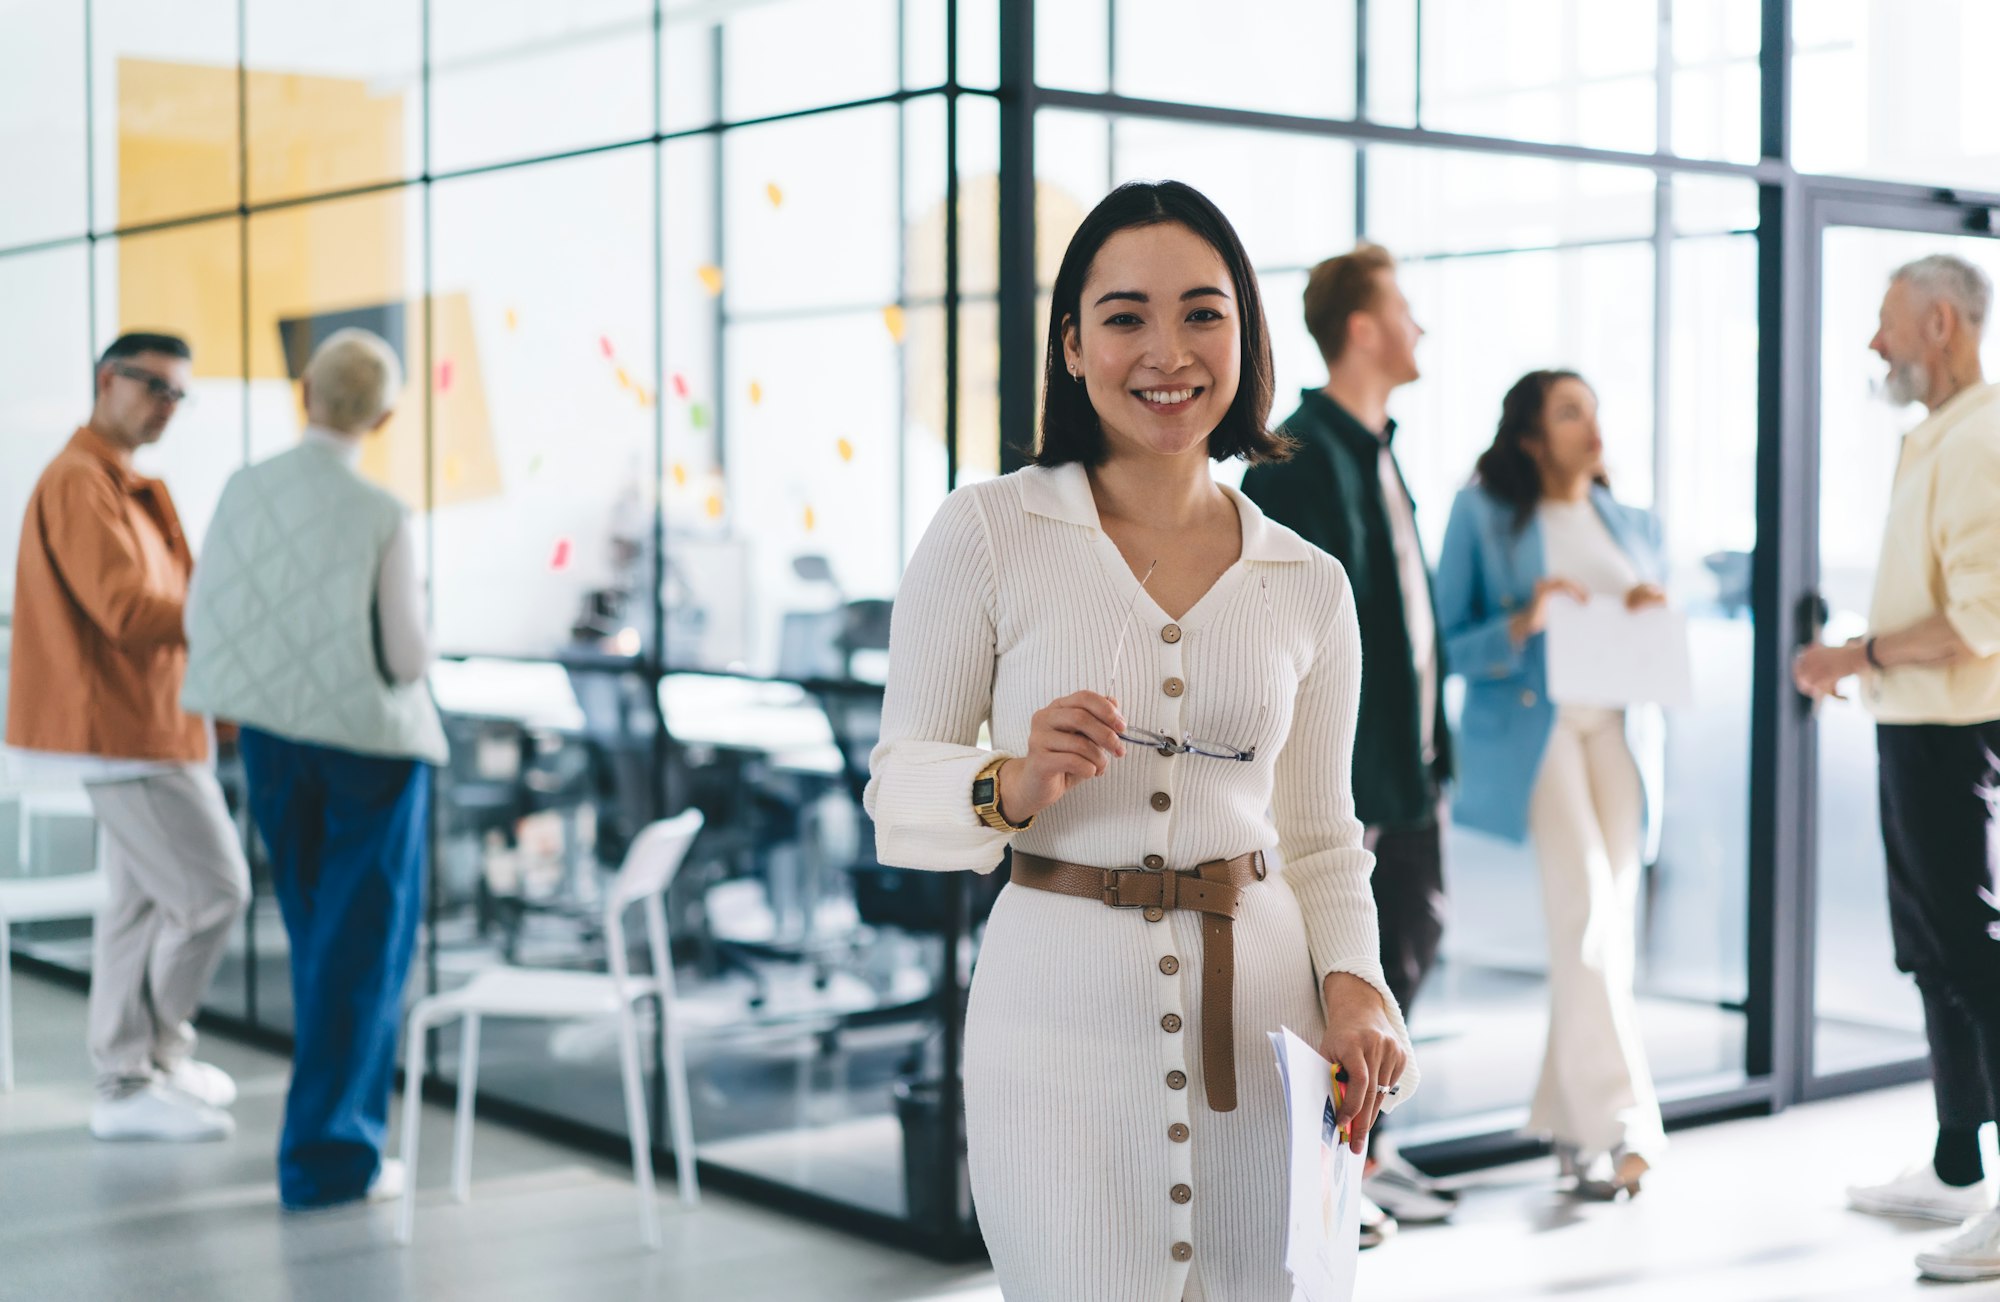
[1526,706,1666,1161]
[83,768,251,1099]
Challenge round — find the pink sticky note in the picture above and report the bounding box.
[671,372,689,400]
[599,336,614,359]
[436,360,454,393]
[550,538,573,572]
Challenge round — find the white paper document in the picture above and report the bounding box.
[1270,1027,1360,1302]
[1544,600,1695,709]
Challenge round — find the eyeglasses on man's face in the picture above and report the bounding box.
[1107,562,1272,762]
[109,363,191,406]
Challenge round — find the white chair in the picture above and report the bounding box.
[0,870,110,1091]
[397,809,704,1248]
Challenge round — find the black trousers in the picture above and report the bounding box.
[1366,807,1448,1018]
[1878,721,2000,1131]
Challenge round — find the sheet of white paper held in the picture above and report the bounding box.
[1544,599,1695,709]
[1271,1027,1360,1302]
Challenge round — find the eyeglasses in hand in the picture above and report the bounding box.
[1106,560,1273,762]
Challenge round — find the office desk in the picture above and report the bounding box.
[660,673,842,777]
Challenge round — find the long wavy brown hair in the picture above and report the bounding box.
[1472,369,1609,530]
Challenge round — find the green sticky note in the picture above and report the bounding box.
[690,402,709,430]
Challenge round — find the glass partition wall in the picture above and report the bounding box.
[0,0,1991,1260]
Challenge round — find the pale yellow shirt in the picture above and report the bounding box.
[1866,382,2000,724]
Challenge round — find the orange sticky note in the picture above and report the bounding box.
[765,181,784,208]
[802,504,816,532]
[748,380,763,405]
[704,492,724,520]
[697,265,724,296]
[835,437,854,463]
[882,304,906,343]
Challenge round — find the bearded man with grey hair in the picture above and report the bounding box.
[1794,254,2000,1281]
[183,327,446,1210]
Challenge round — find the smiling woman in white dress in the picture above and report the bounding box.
[865,181,1418,1302]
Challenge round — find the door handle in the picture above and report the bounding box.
[1794,591,1829,646]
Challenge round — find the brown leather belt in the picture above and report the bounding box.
[1011,849,1267,1113]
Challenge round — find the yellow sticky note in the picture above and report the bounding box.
[765,181,784,208]
[704,492,725,520]
[671,462,688,488]
[636,386,654,407]
[697,265,724,296]
[835,437,854,463]
[802,505,816,532]
[748,380,763,405]
[882,304,906,343]
[505,307,519,332]
[616,367,633,390]
[443,456,463,486]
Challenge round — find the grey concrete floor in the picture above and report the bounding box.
[4,967,2000,1301]
[0,970,990,1302]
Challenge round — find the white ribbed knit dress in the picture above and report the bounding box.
[866,462,1418,1302]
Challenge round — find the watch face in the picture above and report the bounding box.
[972,777,995,805]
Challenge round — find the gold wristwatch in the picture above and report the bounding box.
[972,754,1033,831]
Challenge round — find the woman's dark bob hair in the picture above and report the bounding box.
[1474,369,1609,530]
[1033,180,1286,468]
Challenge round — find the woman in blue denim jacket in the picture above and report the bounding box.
[1434,370,1668,1200]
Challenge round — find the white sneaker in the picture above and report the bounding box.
[160,1059,237,1108]
[366,1158,406,1203]
[90,1083,234,1142]
[1358,1194,1398,1249]
[1364,1152,1456,1224]
[1847,1162,1995,1224]
[1918,1208,2000,1281]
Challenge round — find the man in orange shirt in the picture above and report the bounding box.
[6,332,250,1141]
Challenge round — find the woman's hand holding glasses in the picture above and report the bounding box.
[997,692,1129,825]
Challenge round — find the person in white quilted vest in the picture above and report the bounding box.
[182,327,446,1210]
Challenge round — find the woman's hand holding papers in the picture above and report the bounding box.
[1318,973,1408,1155]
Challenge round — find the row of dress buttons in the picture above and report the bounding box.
[1142,628,1192,1277]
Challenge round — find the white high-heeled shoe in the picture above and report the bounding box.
[1555,1142,1649,1200]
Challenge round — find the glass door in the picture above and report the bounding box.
[1797,195,2000,1094]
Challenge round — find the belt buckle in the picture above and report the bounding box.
[1102,869,1143,909]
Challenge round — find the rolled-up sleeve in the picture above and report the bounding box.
[1272,563,1420,1110]
[864,488,1017,874]
[1938,433,2000,658]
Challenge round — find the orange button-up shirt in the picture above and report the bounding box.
[5,426,207,762]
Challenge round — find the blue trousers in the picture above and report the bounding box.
[239,727,430,1209]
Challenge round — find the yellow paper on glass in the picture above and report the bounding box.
[697,265,724,296]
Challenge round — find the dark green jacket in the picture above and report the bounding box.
[1240,390,1452,829]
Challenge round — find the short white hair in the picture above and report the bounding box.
[303,328,403,433]
[1892,254,1992,338]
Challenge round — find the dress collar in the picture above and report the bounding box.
[1013,460,1318,563]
